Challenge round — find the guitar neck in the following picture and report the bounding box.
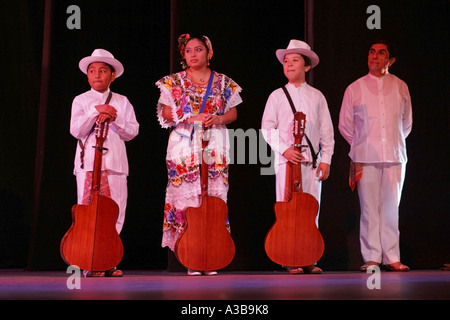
[91,147,103,194]
[285,112,307,198]
[91,121,108,195]
[200,139,209,197]
[291,136,303,193]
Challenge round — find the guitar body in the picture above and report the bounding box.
[265,192,323,267]
[60,195,123,271]
[176,196,235,271]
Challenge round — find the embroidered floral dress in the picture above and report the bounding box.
[156,70,243,251]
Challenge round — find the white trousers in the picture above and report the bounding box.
[76,171,128,234]
[357,163,406,264]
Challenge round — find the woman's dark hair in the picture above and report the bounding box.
[178,34,212,69]
[188,35,210,52]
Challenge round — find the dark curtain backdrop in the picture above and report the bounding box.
[1,0,447,271]
[0,0,43,268]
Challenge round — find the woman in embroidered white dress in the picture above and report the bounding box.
[155,34,243,275]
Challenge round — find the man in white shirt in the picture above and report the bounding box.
[262,40,334,274]
[339,39,412,272]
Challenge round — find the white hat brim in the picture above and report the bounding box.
[79,56,124,77]
[276,48,320,68]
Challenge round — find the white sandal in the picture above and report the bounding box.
[187,269,201,276]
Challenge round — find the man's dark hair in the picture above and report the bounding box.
[369,37,397,59]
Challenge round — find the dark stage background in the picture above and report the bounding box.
[1,0,448,271]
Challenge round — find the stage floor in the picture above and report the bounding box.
[1,269,449,301]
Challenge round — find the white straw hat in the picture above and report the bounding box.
[276,40,319,68]
[79,49,124,77]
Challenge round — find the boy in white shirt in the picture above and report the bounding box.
[70,49,139,277]
[262,40,334,274]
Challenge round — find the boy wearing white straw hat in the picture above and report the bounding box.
[70,49,139,277]
[261,40,334,274]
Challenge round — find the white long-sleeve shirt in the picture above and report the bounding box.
[338,73,412,163]
[261,82,334,167]
[70,89,139,175]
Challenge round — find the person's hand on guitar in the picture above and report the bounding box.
[96,104,117,123]
[203,114,220,128]
[283,147,303,165]
[284,147,330,181]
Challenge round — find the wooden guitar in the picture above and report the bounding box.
[60,119,123,271]
[175,128,235,271]
[264,112,324,267]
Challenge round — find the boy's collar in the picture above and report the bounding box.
[287,81,308,89]
[90,88,111,96]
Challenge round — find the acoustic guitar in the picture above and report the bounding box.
[175,127,235,271]
[60,118,123,271]
[264,112,324,267]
